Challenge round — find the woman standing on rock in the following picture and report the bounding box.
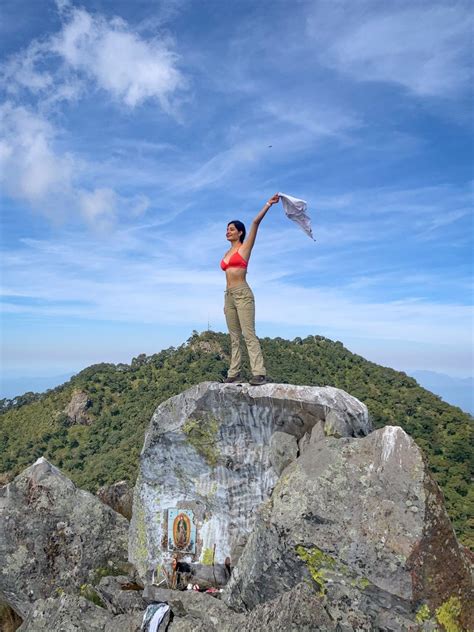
[221,193,280,385]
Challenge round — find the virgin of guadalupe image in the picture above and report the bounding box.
[173,513,190,549]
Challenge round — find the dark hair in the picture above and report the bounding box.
[228,220,246,243]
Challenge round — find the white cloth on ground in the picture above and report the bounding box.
[278,192,315,240]
[141,603,171,632]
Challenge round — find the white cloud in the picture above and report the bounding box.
[1,3,185,110]
[262,101,359,139]
[308,2,473,97]
[79,187,117,227]
[2,237,472,382]
[2,41,54,94]
[51,7,184,109]
[0,102,150,229]
[0,103,74,219]
[0,2,184,227]
[1,226,471,344]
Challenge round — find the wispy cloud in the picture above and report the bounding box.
[2,3,186,110]
[51,6,185,109]
[0,102,149,229]
[4,233,472,368]
[308,1,473,97]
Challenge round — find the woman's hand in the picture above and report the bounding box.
[266,193,280,206]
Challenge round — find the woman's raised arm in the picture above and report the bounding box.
[241,193,279,255]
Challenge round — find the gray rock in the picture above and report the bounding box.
[63,390,92,426]
[0,457,129,618]
[223,425,473,630]
[95,575,146,615]
[17,594,143,632]
[309,419,326,444]
[104,612,143,632]
[269,431,298,475]
[297,431,311,454]
[129,382,370,584]
[17,594,115,632]
[97,481,134,520]
[144,586,243,632]
[240,582,339,632]
[144,583,355,632]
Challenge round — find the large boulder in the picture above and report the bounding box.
[129,382,371,583]
[223,425,473,630]
[0,457,129,619]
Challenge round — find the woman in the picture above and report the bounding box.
[221,193,280,385]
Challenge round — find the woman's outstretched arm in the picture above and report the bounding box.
[241,193,279,256]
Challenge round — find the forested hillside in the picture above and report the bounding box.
[1,331,472,548]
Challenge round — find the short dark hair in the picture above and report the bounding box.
[228,220,246,243]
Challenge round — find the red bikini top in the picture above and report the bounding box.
[220,248,248,271]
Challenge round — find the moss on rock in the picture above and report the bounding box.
[182,414,220,467]
[201,547,215,565]
[295,545,335,595]
[415,603,431,623]
[79,584,106,608]
[435,596,462,632]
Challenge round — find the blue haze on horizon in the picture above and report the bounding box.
[1,0,473,393]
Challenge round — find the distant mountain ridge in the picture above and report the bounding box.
[411,370,473,415]
[0,331,472,549]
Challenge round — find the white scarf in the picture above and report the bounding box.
[278,192,315,241]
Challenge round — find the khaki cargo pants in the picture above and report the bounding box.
[224,282,266,377]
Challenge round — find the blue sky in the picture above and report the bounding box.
[1,0,473,388]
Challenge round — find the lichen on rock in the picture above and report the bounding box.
[435,596,463,632]
[295,545,335,594]
[201,547,215,566]
[182,413,220,467]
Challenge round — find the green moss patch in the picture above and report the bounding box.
[79,584,106,608]
[296,545,373,596]
[435,596,462,632]
[415,603,431,623]
[182,414,220,467]
[295,545,335,595]
[201,547,215,565]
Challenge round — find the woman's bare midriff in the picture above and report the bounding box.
[225,267,248,289]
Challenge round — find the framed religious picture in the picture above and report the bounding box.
[167,509,196,554]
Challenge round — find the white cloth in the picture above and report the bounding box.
[278,192,315,240]
[141,603,170,632]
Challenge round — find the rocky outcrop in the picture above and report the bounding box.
[97,481,134,520]
[63,390,92,426]
[223,425,473,630]
[129,382,371,584]
[143,581,361,631]
[3,382,472,632]
[0,457,129,619]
